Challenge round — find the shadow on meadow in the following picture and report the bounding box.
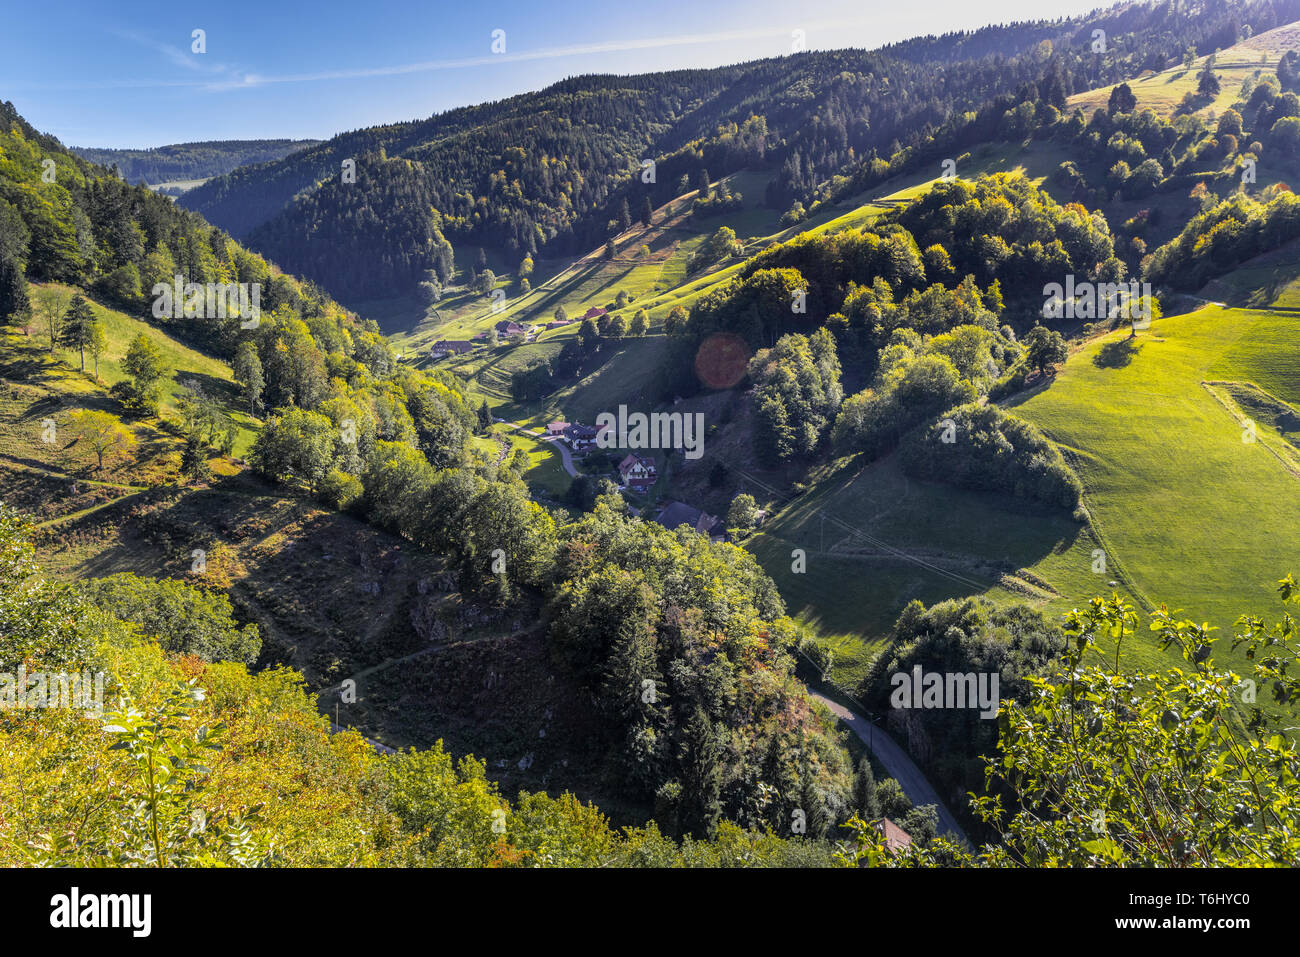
[1093,336,1144,368]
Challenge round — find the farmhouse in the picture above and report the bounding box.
[655,501,720,538]
[430,339,475,357]
[580,306,607,321]
[618,453,658,490]
[563,423,600,451]
[547,421,569,436]
[495,319,527,337]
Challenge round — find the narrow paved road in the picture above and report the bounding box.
[543,435,582,478]
[500,422,582,478]
[810,690,971,848]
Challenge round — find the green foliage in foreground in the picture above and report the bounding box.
[0,506,839,867]
[5,499,1299,867]
[75,573,262,666]
[840,584,1300,867]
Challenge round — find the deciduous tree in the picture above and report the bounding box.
[67,408,136,471]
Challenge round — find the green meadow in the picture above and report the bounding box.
[746,303,1300,690]
[20,283,258,455]
[1067,24,1292,118]
[493,424,573,500]
[746,448,1104,687]
[1011,305,1300,643]
[389,169,933,371]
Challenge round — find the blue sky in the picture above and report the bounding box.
[1,0,1119,148]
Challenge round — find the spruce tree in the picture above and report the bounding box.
[0,255,29,323]
[854,756,881,820]
[58,295,98,371]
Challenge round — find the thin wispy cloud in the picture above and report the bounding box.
[39,21,857,93]
[0,29,240,93]
[212,22,856,90]
[110,27,235,76]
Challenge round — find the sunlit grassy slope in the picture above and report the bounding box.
[387,167,932,365]
[419,166,1031,434]
[413,132,1300,696]
[749,304,1300,689]
[1068,21,1297,118]
[22,283,258,454]
[1012,305,1300,631]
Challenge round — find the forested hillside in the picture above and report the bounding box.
[71,139,321,188]
[180,0,1300,308]
[0,508,848,866]
[0,98,870,848]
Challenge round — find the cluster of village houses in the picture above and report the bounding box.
[544,419,726,539]
[429,306,610,358]
[423,306,730,539]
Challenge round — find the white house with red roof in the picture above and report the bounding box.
[618,453,658,490]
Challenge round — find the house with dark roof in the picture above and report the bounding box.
[655,501,721,538]
[495,319,527,337]
[430,339,475,357]
[618,453,657,490]
[563,423,600,452]
[580,306,608,321]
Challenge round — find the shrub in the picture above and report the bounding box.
[76,573,261,665]
[832,354,975,458]
[986,356,1029,400]
[318,468,364,511]
[898,402,1082,508]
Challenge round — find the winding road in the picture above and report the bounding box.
[810,690,971,847]
[498,421,582,478]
